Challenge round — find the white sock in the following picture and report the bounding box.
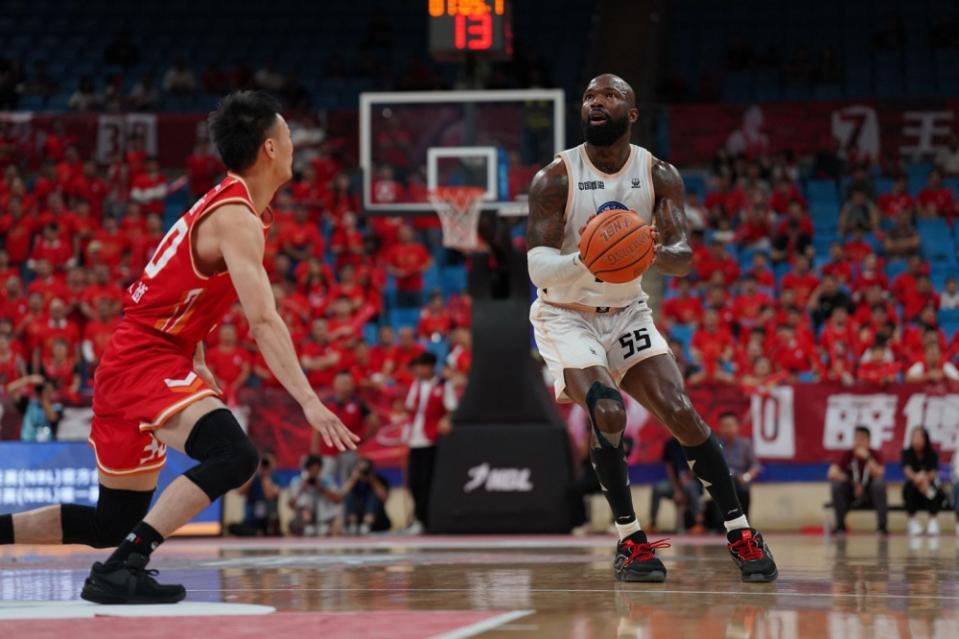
[724,515,750,533]
[615,519,642,540]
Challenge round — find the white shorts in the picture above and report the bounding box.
[529,298,670,402]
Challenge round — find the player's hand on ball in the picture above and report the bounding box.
[304,396,360,451]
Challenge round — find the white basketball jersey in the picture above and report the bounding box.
[536,143,656,307]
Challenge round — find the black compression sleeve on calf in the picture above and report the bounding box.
[0,513,12,544]
[184,408,259,501]
[683,432,744,522]
[584,382,635,524]
[61,485,155,548]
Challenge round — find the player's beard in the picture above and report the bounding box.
[582,112,629,146]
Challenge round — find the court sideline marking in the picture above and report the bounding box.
[190,587,959,603]
[431,610,533,639]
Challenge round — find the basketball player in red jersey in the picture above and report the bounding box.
[0,92,359,603]
[527,75,777,583]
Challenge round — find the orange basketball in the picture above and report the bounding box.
[577,210,655,283]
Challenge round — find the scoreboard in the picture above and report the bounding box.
[428,0,513,59]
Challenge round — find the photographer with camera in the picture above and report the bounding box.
[287,455,343,536]
[343,458,391,535]
[229,452,281,536]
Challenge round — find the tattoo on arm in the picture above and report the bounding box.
[526,160,568,250]
[651,159,693,277]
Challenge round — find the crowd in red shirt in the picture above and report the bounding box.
[0,131,473,430]
[665,153,959,393]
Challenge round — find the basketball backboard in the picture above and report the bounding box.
[359,89,565,215]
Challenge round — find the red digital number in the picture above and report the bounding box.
[454,13,493,50]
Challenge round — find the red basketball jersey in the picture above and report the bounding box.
[122,174,272,348]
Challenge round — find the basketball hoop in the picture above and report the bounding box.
[428,186,486,252]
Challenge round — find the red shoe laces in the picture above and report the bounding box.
[729,531,764,561]
[623,538,671,566]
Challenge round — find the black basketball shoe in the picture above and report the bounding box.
[81,553,186,604]
[727,528,778,583]
[614,531,669,582]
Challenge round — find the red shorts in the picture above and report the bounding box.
[89,322,219,477]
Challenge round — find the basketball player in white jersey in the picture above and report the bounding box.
[526,74,777,583]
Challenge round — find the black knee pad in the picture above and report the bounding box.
[62,486,154,548]
[183,408,259,501]
[585,381,625,448]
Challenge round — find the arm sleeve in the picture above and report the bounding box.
[526,246,590,290]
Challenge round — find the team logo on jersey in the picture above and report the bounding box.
[578,180,605,191]
[596,200,628,213]
[631,178,642,188]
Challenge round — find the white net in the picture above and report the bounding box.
[428,186,486,251]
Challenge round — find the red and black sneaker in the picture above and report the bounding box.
[727,528,778,583]
[614,531,669,582]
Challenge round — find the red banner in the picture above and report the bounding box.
[667,99,959,165]
[240,383,959,470]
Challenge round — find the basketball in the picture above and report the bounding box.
[577,210,655,283]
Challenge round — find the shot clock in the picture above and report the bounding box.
[428,0,513,59]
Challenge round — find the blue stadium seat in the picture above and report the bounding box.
[885,259,909,282]
[440,265,468,296]
[939,308,959,325]
[807,180,839,205]
[424,339,449,364]
[668,323,695,360]
[942,321,959,341]
[908,163,934,194]
[389,308,420,331]
[362,322,379,345]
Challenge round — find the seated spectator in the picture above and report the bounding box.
[807,274,852,330]
[935,135,959,176]
[41,338,81,405]
[827,426,887,534]
[67,76,101,112]
[768,177,806,215]
[941,277,959,310]
[326,296,365,345]
[780,255,819,307]
[661,278,703,326]
[819,306,856,358]
[288,455,343,536]
[747,251,775,291]
[300,318,343,389]
[882,211,920,259]
[695,238,739,286]
[205,324,252,405]
[384,225,431,308]
[682,192,707,230]
[733,276,772,330]
[19,379,64,442]
[690,308,736,383]
[877,177,915,218]
[769,322,816,378]
[734,206,773,251]
[127,74,159,112]
[648,437,705,533]
[851,253,887,297]
[819,340,856,386]
[342,457,392,534]
[418,291,452,342]
[901,427,946,536]
[740,356,789,395]
[712,412,760,522]
[330,212,365,269]
[902,276,939,321]
[163,58,198,95]
[857,338,899,385]
[229,452,281,536]
[770,202,813,263]
[917,169,955,219]
[905,343,959,383]
[839,188,880,235]
[821,242,853,286]
[703,173,747,221]
[668,337,701,382]
[82,297,120,373]
[844,166,876,201]
[281,205,325,262]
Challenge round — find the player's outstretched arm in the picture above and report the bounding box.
[215,205,359,451]
[650,159,693,277]
[526,159,589,287]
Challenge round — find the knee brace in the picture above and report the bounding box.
[61,486,154,548]
[183,408,259,501]
[585,381,625,449]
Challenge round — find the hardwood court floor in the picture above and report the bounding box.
[1,533,957,638]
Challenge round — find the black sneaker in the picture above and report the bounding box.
[81,553,186,604]
[614,531,669,582]
[727,528,778,583]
